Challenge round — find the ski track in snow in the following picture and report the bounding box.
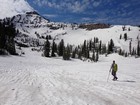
[0,48,140,105]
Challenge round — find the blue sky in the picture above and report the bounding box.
[27,0,140,25]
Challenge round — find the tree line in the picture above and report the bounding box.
[43,35,140,61]
[43,37,113,61]
[118,39,140,57]
[0,18,17,55]
[119,26,140,57]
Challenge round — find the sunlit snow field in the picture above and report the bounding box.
[0,48,140,105]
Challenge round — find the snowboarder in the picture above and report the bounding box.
[110,60,118,81]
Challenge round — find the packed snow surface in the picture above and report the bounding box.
[0,0,33,19]
[0,48,140,105]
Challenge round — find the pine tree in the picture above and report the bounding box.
[125,52,128,57]
[6,37,16,55]
[63,46,67,60]
[78,50,82,59]
[67,45,71,60]
[95,37,99,43]
[72,50,76,58]
[87,50,90,59]
[92,41,95,49]
[58,39,64,56]
[99,40,102,54]
[44,39,50,57]
[120,34,122,39]
[131,47,135,56]
[94,37,95,43]
[0,29,6,49]
[0,19,17,55]
[82,40,87,58]
[91,50,95,62]
[108,39,114,54]
[6,23,16,54]
[137,41,140,56]
[107,42,110,54]
[110,39,114,50]
[89,39,92,51]
[51,41,56,57]
[124,33,127,41]
[102,45,107,54]
[122,26,126,31]
[95,50,99,62]
[121,51,124,56]
[46,35,49,40]
[63,45,70,60]
[72,48,77,58]
[119,49,122,55]
[129,41,132,55]
[137,35,139,40]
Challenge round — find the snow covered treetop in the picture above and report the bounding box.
[0,0,34,19]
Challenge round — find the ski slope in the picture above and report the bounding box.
[0,48,140,105]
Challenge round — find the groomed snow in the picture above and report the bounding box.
[0,48,140,105]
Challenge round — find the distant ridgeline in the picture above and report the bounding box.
[0,18,17,55]
[79,23,110,30]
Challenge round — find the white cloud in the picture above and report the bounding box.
[33,0,42,7]
[93,1,101,7]
[67,1,86,12]
[82,17,93,21]
[33,0,92,13]
[43,14,57,18]
[121,3,130,8]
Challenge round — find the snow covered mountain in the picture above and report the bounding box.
[0,0,51,46]
[0,0,33,19]
[11,11,51,46]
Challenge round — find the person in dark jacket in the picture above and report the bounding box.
[110,60,118,81]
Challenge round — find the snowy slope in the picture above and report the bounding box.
[14,22,140,53]
[13,12,50,38]
[0,48,140,105]
[13,17,140,50]
[62,25,140,51]
[0,0,33,19]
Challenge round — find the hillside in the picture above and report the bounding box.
[16,22,140,53]
[10,15,140,54]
